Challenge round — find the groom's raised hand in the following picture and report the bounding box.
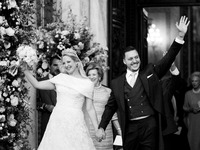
[176,16,190,40]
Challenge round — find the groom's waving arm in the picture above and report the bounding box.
[154,16,190,79]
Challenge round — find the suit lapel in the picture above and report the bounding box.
[139,73,150,97]
[117,74,126,111]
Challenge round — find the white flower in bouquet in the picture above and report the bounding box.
[20,131,28,138]
[43,71,49,77]
[73,45,79,50]
[7,0,18,9]
[61,30,69,36]
[0,106,5,113]
[0,115,6,122]
[0,60,8,66]
[3,92,8,97]
[86,47,96,56]
[82,57,90,66]
[8,114,17,127]
[10,96,19,106]
[26,51,38,66]
[10,60,17,66]
[37,68,43,75]
[12,80,19,87]
[0,27,6,35]
[10,133,16,138]
[57,44,65,50]
[0,123,4,130]
[9,119,17,127]
[0,91,3,101]
[74,32,80,39]
[5,98,10,102]
[38,41,44,49]
[5,27,15,36]
[4,42,11,49]
[41,61,48,69]
[0,77,5,86]
[103,46,109,51]
[78,42,84,50]
[17,45,38,68]
[9,60,19,76]
[0,16,5,24]
[17,77,22,83]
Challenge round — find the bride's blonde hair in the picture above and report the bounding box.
[62,48,79,62]
[61,48,87,78]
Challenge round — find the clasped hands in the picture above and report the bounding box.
[95,128,106,142]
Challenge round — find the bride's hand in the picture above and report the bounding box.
[20,60,29,72]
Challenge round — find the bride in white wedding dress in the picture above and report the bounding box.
[21,49,99,150]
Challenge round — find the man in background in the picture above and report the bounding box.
[161,62,188,150]
[37,55,60,144]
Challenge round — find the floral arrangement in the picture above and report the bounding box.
[36,9,109,78]
[0,0,35,149]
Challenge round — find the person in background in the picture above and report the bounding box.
[85,62,122,150]
[37,55,60,144]
[96,16,190,150]
[183,71,200,150]
[172,76,190,150]
[161,61,188,150]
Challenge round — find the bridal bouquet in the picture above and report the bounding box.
[16,45,38,68]
[7,45,38,77]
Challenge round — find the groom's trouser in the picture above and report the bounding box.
[123,115,158,150]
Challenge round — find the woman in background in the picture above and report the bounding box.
[183,71,200,150]
[85,63,122,150]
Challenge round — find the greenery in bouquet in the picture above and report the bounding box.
[36,9,109,78]
[0,0,35,149]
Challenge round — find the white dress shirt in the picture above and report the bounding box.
[126,69,139,87]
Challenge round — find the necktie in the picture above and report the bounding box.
[129,73,137,87]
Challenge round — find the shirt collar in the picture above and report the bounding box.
[126,69,139,79]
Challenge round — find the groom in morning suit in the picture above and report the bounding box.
[96,16,190,150]
[37,55,60,144]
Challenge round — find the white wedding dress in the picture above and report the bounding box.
[38,73,96,150]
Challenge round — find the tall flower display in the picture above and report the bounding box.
[36,9,109,78]
[0,0,35,149]
[0,1,109,149]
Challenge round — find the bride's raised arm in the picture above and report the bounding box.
[21,61,55,90]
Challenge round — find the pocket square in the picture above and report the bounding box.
[147,74,153,78]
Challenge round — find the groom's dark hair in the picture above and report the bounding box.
[123,46,137,58]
